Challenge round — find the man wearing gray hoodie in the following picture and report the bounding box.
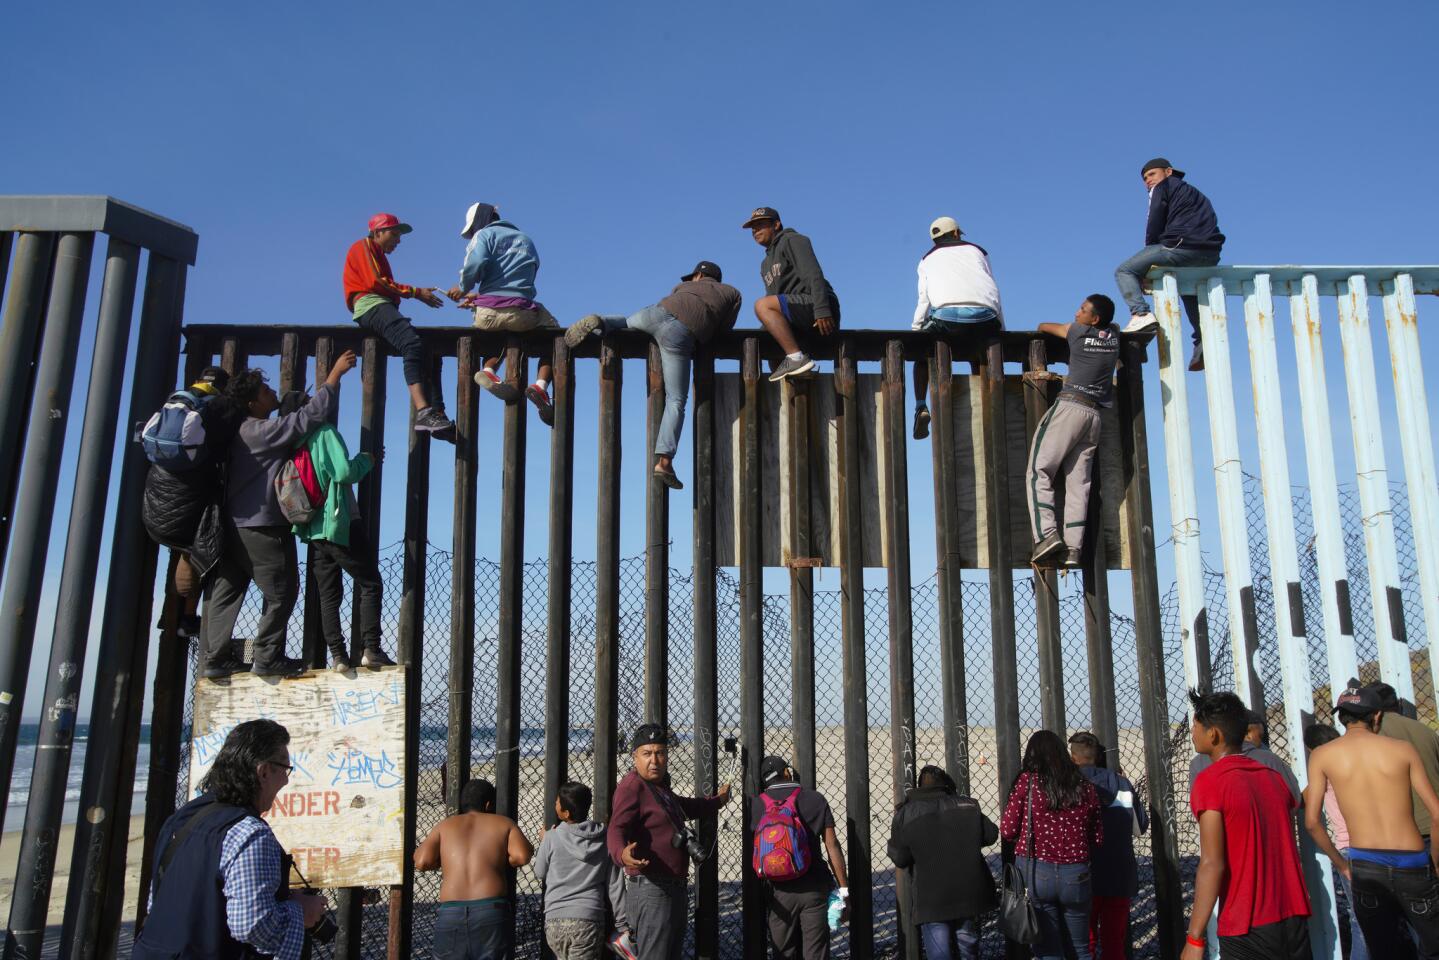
[535,781,634,960]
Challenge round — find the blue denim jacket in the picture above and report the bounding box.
[459,220,540,299]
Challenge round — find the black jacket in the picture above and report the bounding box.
[1079,765,1148,898]
[141,400,243,580]
[887,786,998,923]
[1144,173,1224,252]
[760,228,839,321]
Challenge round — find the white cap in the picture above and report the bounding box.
[929,216,962,240]
[461,202,499,239]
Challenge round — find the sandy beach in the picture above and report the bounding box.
[0,815,146,927]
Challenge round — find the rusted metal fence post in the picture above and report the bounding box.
[645,341,669,726]
[691,350,720,959]
[1022,337,1066,734]
[593,342,622,820]
[449,337,479,815]
[881,341,919,960]
[496,343,527,825]
[788,376,818,787]
[928,342,970,792]
[837,343,873,959]
[739,338,767,955]
[981,340,1021,790]
[544,337,575,827]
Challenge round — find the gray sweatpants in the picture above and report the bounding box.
[1025,398,1101,550]
[201,524,298,667]
[625,875,687,960]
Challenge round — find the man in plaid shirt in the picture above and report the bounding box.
[133,720,326,959]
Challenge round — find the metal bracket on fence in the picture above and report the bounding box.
[783,555,824,569]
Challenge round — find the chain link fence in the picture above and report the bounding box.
[172,474,1424,959]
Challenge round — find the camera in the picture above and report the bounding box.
[670,823,706,865]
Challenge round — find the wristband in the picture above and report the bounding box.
[1185,933,1206,949]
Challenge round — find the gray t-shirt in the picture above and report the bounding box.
[1060,322,1120,407]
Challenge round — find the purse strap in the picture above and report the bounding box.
[1024,776,1037,887]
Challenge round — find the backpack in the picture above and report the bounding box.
[141,390,209,470]
[275,446,325,525]
[752,788,811,882]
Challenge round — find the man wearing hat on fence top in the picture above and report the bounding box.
[742,206,840,383]
[607,723,732,960]
[910,215,1004,440]
[342,212,455,437]
[1305,683,1439,957]
[1114,158,1224,371]
[566,261,741,490]
[750,755,849,959]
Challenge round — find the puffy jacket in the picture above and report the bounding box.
[143,466,225,579]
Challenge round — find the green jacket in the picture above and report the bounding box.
[292,423,373,547]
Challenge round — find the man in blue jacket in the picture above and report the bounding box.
[1115,158,1225,371]
[1069,733,1148,960]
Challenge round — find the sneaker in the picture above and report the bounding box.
[414,406,457,434]
[474,368,520,402]
[329,651,353,672]
[1062,547,1082,569]
[608,931,638,960]
[1188,343,1205,372]
[1031,532,1064,565]
[252,657,308,678]
[203,656,245,680]
[653,465,683,490]
[913,405,931,440]
[564,314,603,349]
[361,647,397,668]
[526,384,554,426]
[1122,313,1158,334]
[768,354,815,382]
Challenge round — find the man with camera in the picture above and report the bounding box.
[607,724,732,960]
[134,719,328,960]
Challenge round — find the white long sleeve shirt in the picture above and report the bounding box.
[913,242,1003,330]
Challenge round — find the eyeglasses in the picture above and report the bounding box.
[266,759,294,775]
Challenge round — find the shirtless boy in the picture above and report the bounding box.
[415,779,535,960]
[1305,684,1439,957]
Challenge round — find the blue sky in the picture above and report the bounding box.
[3,0,1438,721]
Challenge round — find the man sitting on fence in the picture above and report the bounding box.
[201,350,358,679]
[1306,683,1439,958]
[607,724,731,960]
[1184,690,1311,960]
[910,216,1003,441]
[445,202,559,425]
[415,778,534,960]
[743,206,840,382]
[750,755,849,960]
[1025,294,1119,568]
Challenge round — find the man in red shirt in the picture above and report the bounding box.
[342,213,454,438]
[1184,690,1311,960]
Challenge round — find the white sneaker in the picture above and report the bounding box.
[1123,313,1158,334]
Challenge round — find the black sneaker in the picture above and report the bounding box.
[329,648,353,672]
[252,657,308,678]
[361,647,397,668]
[414,406,456,435]
[768,354,815,382]
[913,406,931,440]
[1062,547,1082,569]
[203,657,245,680]
[564,314,602,349]
[1031,532,1064,565]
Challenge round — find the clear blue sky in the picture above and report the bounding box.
[4,0,1438,720]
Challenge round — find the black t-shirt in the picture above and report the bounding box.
[1060,321,1120,407]
[748,783,835,889]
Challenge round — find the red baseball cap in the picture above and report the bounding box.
[367,213,413,235]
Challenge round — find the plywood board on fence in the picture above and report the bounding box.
[714,373,887,568]
[950,376,1131,569]
[189,668,407,887]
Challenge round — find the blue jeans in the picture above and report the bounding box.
[600,306,695,457]
[1338,854,1369,960]
[919,919,980,960]
[433,897,511,960]
[922,306,999,328]
[1114,243,1221,344]
[1016,857,1093,960]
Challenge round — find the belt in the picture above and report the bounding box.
[1058,392,1100,410]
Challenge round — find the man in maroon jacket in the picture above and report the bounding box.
[607,724,731,960]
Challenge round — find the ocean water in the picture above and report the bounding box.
[4,723,151,835]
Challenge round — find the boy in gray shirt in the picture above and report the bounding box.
[1025,295,1120,568]
[534,781,634,960]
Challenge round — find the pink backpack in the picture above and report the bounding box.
[275,447,325,524]
[752,789,811,882]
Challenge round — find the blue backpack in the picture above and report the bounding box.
[141,390,211,470]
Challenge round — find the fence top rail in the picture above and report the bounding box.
[1146,264,1439,297]
[0,194,198,264]
[181,324,1145,366]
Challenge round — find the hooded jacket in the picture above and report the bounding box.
[533,820,625,922]
[1078,764,1148,898]
[760,228,839,322]
[886,786,998,923]
[1144,173,1225,252]
[458,219,541,300]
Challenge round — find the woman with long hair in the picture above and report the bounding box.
[1000,730,1102,960]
